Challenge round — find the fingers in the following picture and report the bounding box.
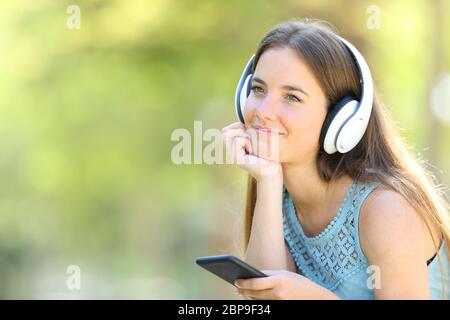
[222,128,249,139]
[244,137,253,154]
[236,288,279,300]
[221,122,245,132]
[235,277,276,291]
[221,122,282,179]
[235,275,287,300]
[222,128,251,165]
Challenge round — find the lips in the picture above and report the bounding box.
[251,125,285,135]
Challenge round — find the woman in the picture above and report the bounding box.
[222,19,450,299]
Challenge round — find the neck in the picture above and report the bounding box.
[282,161,353,219]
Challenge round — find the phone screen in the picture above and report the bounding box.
[196,255,267,286]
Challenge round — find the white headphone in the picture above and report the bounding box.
[234,35,374,154]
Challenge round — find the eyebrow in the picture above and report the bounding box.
[252,77,309,97]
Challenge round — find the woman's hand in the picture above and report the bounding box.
[234,270,340,300]
[222,122,282,182]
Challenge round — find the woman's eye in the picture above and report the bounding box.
[287,94,302,103]
[250,85,264,94]
[250,86,302,103]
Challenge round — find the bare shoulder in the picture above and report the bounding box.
[359,185,436,263]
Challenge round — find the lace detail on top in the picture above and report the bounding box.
[283,181,379,291]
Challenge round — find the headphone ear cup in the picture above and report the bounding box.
[320,96,358,154]
[235,55,255,124]
[246,74,253,96]
[236,74,252,123]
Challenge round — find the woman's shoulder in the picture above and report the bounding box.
[358,184,437,264]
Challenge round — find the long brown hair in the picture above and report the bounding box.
[242,19,450,295]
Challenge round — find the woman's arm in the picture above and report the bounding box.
[360,188,434,299]
[221,122,294,272]
[245,176,291,271]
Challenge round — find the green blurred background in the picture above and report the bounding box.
[0,0,449,299]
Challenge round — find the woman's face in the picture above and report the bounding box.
[243,46,328,165]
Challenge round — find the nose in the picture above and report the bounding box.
[255,95,277,122]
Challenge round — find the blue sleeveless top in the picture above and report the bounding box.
[282,180,450,300]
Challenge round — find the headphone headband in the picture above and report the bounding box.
[335,36,374,150]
